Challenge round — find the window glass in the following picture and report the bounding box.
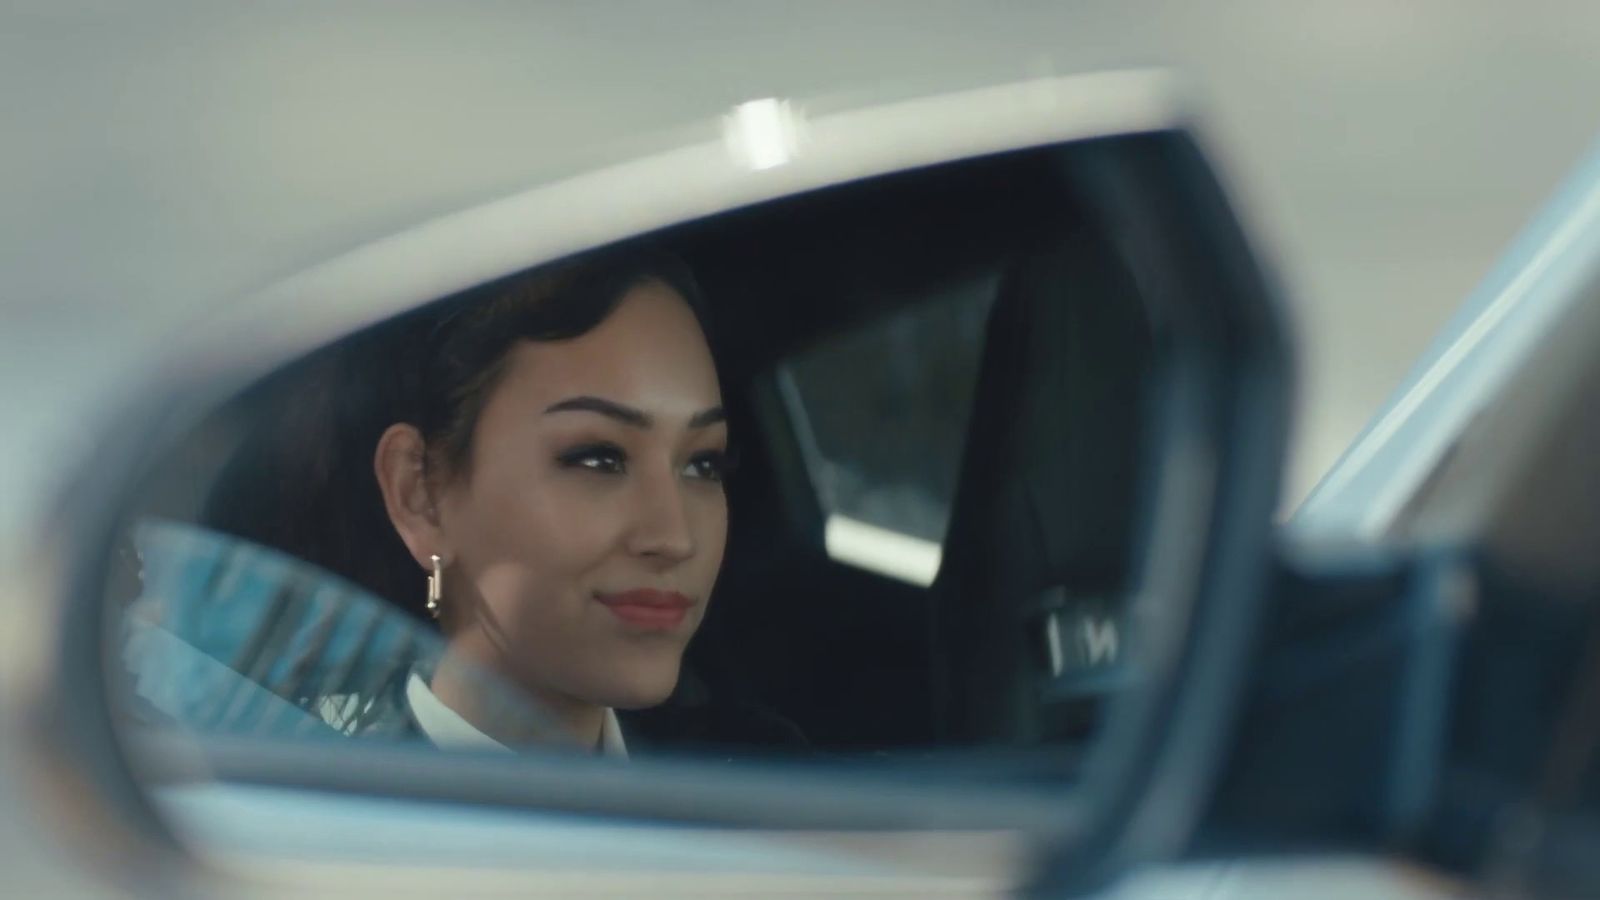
[783,274,999,542]
[121,519,567,748]
[774,274,998,584]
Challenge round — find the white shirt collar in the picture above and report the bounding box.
[599,704,629,759]
[405,671,627,759]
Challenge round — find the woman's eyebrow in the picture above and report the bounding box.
[543,397,727,429]
[544,396,651,428]
[689,407,727,429]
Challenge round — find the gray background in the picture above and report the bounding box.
[5,0,1598,513]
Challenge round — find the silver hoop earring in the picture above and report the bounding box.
[426,554,443,620]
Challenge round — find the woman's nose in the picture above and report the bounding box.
[625,469,696,563]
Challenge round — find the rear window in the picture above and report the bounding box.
[774,272,998,583]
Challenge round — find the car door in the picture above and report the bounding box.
[1216,138,1600,897]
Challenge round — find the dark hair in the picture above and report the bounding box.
[415,245,708,478]
[200,243,710,625]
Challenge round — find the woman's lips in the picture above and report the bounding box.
[595,589,693,629]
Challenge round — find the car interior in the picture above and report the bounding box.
[113,145,1160,765]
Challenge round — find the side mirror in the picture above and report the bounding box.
[26,71,1295,894]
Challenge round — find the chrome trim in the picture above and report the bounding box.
[1293,139,1600,539]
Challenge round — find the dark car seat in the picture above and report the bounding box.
[930,227,1153,746]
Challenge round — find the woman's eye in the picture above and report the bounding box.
[557,443,627,474]
[683,450,732,483]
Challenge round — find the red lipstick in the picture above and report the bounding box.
[596,589,693,629]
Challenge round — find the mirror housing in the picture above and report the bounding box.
[24,72,1296,894]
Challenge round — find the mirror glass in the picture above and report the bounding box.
[101,140,1178,821]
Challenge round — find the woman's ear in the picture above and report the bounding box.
[374,424,448,569]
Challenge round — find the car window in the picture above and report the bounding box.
[120,519,566,748]
[774,272,998,584]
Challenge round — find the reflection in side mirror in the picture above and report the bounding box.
[49,89,1288,894]
[116,159,1159,763]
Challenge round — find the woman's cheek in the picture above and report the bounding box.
[522,480,625,569]
[694,495,730,591]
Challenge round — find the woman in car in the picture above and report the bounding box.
[371,246,732,756]
[196,245,752,756]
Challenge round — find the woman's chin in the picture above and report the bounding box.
[592,660,681,711]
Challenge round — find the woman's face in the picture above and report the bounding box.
[434,279,727,710]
